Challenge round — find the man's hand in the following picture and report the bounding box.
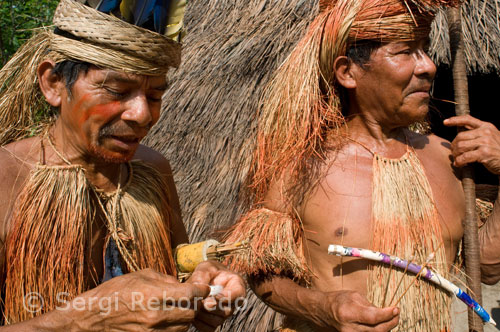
[320,290,399,332]
[57,269,210,332]
[186,261,246,332]
[444,115,500,174]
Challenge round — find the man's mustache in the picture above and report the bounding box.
[98,123,150,139]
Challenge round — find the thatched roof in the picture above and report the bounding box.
[145,0,318,241]
[145,2,317,330]
[144,1,499,331]
[430,0,500,74]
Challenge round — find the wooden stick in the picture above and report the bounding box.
[446,6,483,332]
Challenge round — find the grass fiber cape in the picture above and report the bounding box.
[4,153,177,323]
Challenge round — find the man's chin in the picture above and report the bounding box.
[89,145,136,164]
[404,107,429,126]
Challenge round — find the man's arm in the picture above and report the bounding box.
[478,189,500,284]
[251,275,399,331]
[240,177,399,331]
[444,115,500,284]
[0,269,211,332]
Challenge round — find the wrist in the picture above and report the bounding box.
[312,291,340,328]
[289,288,337,328]
[12,307,77,332]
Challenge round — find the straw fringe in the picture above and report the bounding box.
[368,149,451,331]
[252,10,346,206]
[0,30,54,146]
[4,164,90,324]
[223,208,309,282]
[476,197,493,227]
[4,160,175,324]
[113,161,176,274]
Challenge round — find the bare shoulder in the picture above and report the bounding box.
[130,145,177,202]
[427,133,452,152]
[407,130,452,160]
[132,145,188,245]
[0,137,41,191]
[132,144,173,178]
[0,137,41,241]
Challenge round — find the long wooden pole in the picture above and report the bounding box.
[446,6,483,332]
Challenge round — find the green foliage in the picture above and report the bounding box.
[0,0,59,65]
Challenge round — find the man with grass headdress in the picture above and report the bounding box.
[224,0,500,331]
[0,0,245,330]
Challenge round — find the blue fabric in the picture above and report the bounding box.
[102,237,124,282]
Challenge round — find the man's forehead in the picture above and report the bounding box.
[93,69,167,88]
[380,37,431,49]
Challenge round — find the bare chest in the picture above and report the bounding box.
[299,147,464,292]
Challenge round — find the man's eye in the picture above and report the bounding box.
[104,87,126,98]
[147,95,163,103]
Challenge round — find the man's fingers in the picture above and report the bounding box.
[376,313,400,331]
[453,129,481,143]
[451,136,481,155]
[356,306,399,326]
[188,262,246,303]
[454,149,483,167]
[444,115,484,129]
[361,312,400,331]
[163,282,211,302]
[188,262,219,285]
[217,280,246,302]
[201,299,233,318]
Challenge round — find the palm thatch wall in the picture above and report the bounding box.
[144,1,499,331]
[430,0,500,74]
[145,0,318,241]
[145,2,318,329]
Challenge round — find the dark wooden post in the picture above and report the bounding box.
[447,5,483,332]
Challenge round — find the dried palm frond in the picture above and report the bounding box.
[0,29,54,146]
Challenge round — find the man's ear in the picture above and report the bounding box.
[333,56,357,89]
[37,60,65,107]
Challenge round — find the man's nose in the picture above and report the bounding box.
[414,50,437,79]
[121,94,152,127]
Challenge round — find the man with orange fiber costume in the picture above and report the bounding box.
[0,0,245,330]
[225,0,500,331]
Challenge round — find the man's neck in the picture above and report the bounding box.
[45,122,125,192]
[345,113,409,158]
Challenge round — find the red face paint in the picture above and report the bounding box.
[75,96,121,127]
[86,101,122,120]
[66,92,131,162]
[86,100,137,163]
[59,68,164,163]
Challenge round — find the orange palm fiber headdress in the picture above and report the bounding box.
[250,0,459,208]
